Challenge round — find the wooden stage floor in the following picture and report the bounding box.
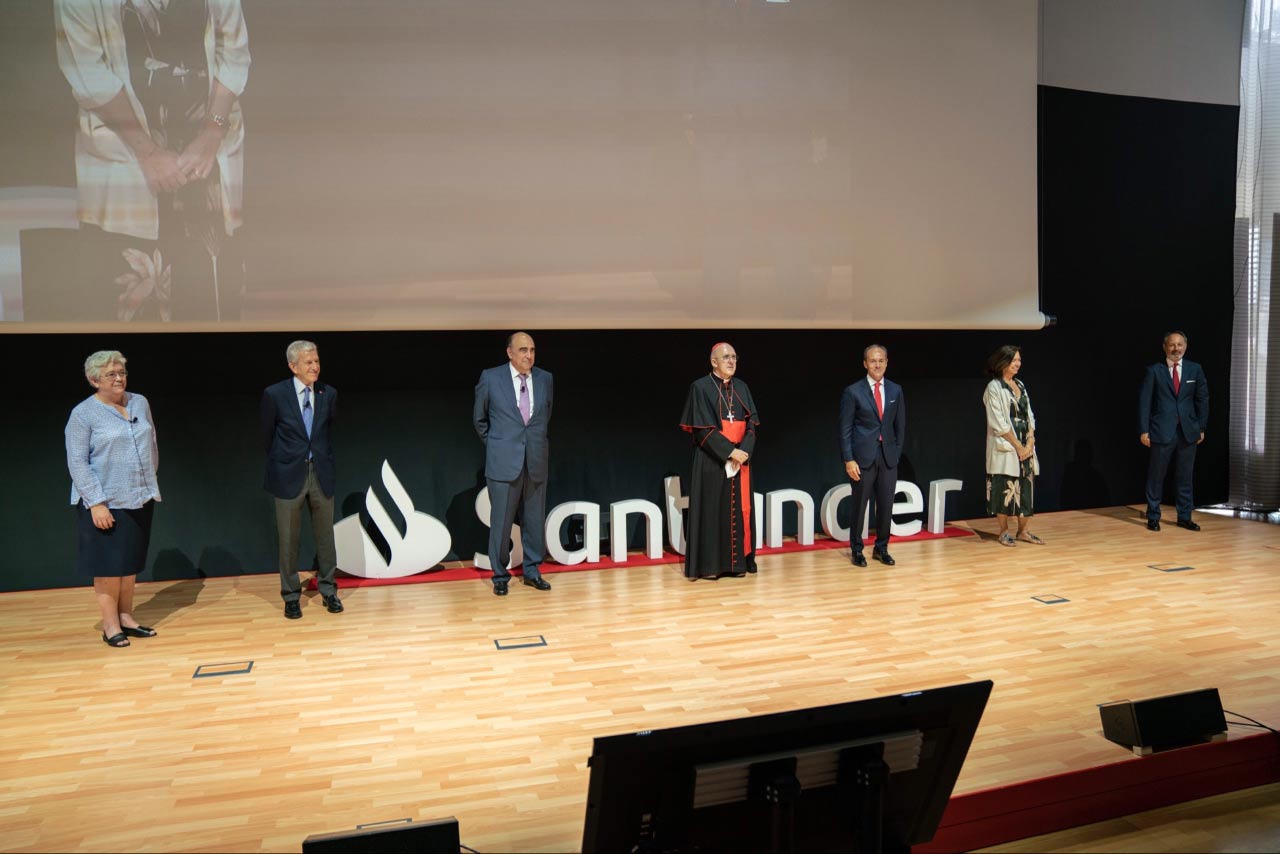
[2,506,1277,853]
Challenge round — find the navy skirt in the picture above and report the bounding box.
[76,501,154,578]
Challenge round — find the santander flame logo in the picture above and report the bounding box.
[333,460,451,578]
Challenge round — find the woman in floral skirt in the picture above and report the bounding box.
[983,345,1043,547]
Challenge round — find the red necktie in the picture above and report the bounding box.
[1172,363,1180,395]
[874,381,884,442]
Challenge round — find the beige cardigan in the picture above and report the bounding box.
[983,378,1039,478]
[54,0,250,241]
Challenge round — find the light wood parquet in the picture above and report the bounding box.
[1,505,1277,853]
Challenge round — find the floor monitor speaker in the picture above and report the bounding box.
[1098,688,1227,755]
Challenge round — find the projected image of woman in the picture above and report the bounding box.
[982,345,1043,547]
[65,351,162,648]
[54,0,250,322]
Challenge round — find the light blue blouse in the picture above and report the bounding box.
[65,392,162,509]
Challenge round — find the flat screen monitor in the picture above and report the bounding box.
[582,680,992,853]
[301,816,460,854]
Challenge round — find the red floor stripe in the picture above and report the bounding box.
[315,526,975,589]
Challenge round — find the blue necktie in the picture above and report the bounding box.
[302,387,313,438]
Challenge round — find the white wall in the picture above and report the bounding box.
[1040,0,1244,105]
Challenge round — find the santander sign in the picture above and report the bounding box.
[334,461,963,579]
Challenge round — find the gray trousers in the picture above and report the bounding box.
[274,462,338,601]
[487,465,546,583]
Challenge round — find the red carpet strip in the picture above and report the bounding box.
[315,526,975,589]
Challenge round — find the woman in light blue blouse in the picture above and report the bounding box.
[65,351,161,647]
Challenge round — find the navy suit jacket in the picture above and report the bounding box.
[473,364,553,482]
[260,379,337,499]
[839,377,906,469]
[1138,360,1208,444]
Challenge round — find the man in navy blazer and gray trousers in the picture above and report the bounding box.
[1139,330,1209,532]
[839,344,906,567]
[261,340,342,618]
[473,332,554,596]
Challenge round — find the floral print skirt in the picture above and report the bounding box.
[80,223,245,322]
[987,470,1034,517]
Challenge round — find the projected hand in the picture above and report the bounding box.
[1139,432,1151,447]
[177,128,222,182]
[139,148,188,193]
[846,460,861,481]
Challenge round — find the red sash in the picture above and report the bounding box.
[720,419,751,555]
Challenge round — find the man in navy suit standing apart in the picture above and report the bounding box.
[473,332,554,596]
[839,344,906,567]
[1139,330,1209,532]
[261,340,343,619]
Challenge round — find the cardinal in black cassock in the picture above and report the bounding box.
[679,342,760,579]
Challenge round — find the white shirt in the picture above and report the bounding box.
[508,363,534,413]
[1166,359,1182,381]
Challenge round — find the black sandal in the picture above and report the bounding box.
[121,625,157,638]
[102,632,130,648]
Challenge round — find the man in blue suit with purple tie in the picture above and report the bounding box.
[1139,330,1208,531]
[839,344,906,567]
[473,332,554,596]
[261,340,343,619]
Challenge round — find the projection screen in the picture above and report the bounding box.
[0,0,1041,331]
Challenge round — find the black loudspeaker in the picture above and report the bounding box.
[302,817,460,854]
[1098,688,1228,755]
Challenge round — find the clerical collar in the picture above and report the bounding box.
[711,372,732,384]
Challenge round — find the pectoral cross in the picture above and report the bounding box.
[727,411,735,422]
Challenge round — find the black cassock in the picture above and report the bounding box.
[679,374,760,579]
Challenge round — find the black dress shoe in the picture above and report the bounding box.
[284,601,302,619]
[322,594,344,613]
[852,552,867,567]
[873,550,896,566]
[1176,518,1201,531]
[121,625,157,638]
[493,580,509,596]
[522,575,552,591]
[1147,519,1161,531]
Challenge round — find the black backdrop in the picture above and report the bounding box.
[0,86,1237,592]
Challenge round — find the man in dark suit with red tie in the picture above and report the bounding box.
[261,340,343,619]
[473,332,554,596]
[1139,330,1209,531]
[839,344,906,567]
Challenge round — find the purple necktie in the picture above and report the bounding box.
[519,374,531,425]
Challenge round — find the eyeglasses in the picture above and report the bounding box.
[102,370,128,380]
